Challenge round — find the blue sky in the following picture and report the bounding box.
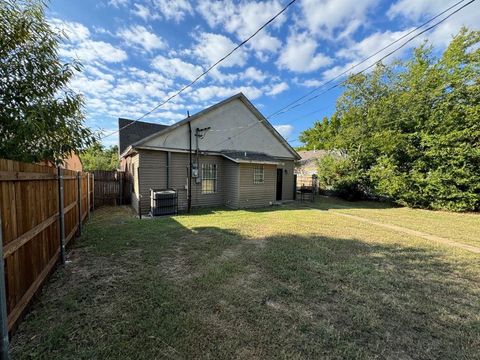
[46,0,479,148]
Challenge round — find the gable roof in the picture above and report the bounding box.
[118,118,169,154]
[123,93,300,160]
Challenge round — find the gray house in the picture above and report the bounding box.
[119,93,300,215]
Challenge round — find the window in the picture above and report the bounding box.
[253,165,264,184]
[202,163,217,194]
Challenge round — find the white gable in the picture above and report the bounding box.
[140,98,296,159]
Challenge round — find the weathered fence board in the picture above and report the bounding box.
[0,159,93,333]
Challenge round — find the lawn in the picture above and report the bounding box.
[11,197,480,359]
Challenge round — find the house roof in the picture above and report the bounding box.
[121,93,300,160]
[221,151,284,165]
[118,118,169,154]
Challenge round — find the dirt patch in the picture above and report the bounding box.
[157,246,195,281]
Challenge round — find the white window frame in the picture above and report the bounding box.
[202,163,217,194]
[253,165,264,184]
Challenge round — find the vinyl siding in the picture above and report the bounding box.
[223,161,239,208]
[133,150,290,213]
[238,163,276,208]
[191,155,225,209]
[137,150,225,213]
[130,154,140,214]
[138,150,168,215]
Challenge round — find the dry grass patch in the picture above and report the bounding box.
[10,202,480,360]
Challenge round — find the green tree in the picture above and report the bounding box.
[300,28,480,211]
[80,143,119,171]
[0,0,94,163]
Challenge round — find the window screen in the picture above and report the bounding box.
[253,165,264,184]
[202,163,217,194]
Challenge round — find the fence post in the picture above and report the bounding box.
[119,172,123,206]
[92,173,95,211]
[87,173,91,221]
[0,209,11,360]
[77,171,82,236]
[57,167,66,264]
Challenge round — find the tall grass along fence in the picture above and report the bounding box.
[0,159,93,346]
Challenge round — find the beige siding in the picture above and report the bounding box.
[238,164,276,208]
[130,154,140,214]
[138,150,168,215]
[132,150,292,214]
[137,150,225,213]
[223,161,239,208]
[191,155,225,209]
[279,160,295,201]
[169,152,189,211]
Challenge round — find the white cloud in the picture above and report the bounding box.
[337,29,414,61]
[190,85,262,102]
[243,67,267,82]
[197,0,284,57]
[387,0,480,47]
[50,18,127,63]
[49,18,91,42]
[277,32,332,73]
[108,0,129,7]
[298,0,378,38]
[274,124,294,139]
[152,0,193,22]
[117,25,166,52]
[193,32,248,68]
[151,55,203,81]
[267,82,289,96]
[71,75,114,95]
[60,40,127,63]
[131,3,160,21]
[299,79,323,87]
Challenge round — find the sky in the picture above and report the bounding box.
[46,0,479,148]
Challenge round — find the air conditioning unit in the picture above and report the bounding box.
[150,189,177,216]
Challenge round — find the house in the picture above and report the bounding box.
[119,93,301,215]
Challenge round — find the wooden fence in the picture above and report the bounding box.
[93,170,131,207]
[0,159,92,333]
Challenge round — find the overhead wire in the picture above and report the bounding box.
[209,0,477,150]
[100,0,298,140]
[266,0,470,119]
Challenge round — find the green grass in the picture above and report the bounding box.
[10,198,480,359]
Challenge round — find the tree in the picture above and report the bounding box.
[300,28,480,211]
[0,0,95,163]
[80,143,119,172]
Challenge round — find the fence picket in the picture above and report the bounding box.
[0,159,93,339]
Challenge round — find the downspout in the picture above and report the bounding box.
[188,117,192,213]
[166,151,171,189]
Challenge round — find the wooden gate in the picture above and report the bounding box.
[93,170,131,207]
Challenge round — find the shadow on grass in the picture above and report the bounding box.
[10,208,480,360]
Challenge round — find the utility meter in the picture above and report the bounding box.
[191,163,199,178]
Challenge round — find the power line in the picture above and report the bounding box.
[210,0,476,150]
[266,0,469,119]
[100,0,298,140]
[275,0,476,116]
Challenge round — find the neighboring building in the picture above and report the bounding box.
[119,93,300,215]
[296,149,341,175]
